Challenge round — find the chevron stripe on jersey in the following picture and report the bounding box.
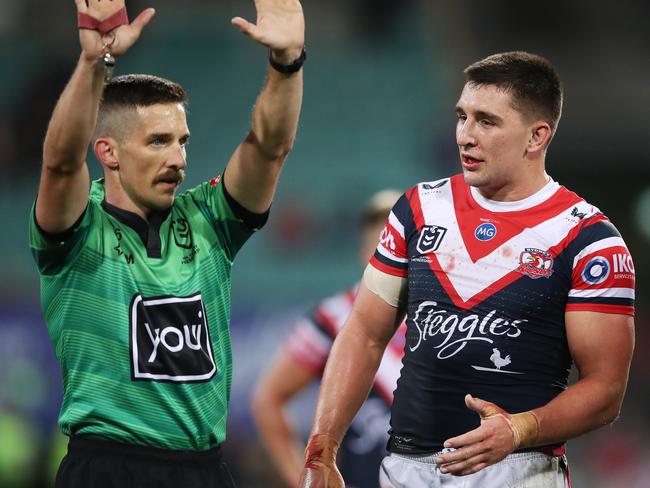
[370,174,635,454]
[372,175,634,315]
[286,284,405,405]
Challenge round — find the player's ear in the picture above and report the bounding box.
[94,137,120,171]
[526,121,552,155]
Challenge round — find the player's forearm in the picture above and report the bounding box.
[43,55,105,173]
[310,323,385,442]
[531,374,627,447]
[252,396,304,486]
[249,60,303,162]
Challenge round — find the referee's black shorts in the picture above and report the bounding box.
[55,436,236,488]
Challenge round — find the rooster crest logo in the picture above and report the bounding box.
[490,348,511,370]
[516,248,554,279]
[472,348,523,374]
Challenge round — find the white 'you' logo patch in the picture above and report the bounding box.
[130,293,216,382]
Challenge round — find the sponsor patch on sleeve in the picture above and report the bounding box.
[370,212,409,277]
[567,241,635,315]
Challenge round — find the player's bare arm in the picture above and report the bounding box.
[298,283,405,488]
[224,0,304,214]
[252,352,316,487]
[37,0,155,234]
[436,310,634,476]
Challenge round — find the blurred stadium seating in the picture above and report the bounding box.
[0,1,648,486]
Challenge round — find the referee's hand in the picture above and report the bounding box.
[75,0,155,61]
[297,434,344,488]
[231,0,305,65]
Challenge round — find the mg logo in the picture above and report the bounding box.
[130,293,216,382]
[416,225,447,254]
[475,223,497,241]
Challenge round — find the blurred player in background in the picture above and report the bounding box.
[298,51,635,488]
[252,190,405,488]
[28,0,304,486]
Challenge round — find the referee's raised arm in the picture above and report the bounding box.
[223,0,305,215]
[36,0,155,234]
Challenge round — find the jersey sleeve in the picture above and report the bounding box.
[285,287,356,374]
[369,192,410,278]
[285,313,334,375]
[182,174,268,260]
[29,201,94,276]
[566,218,635,316]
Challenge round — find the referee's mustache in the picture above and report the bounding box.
[154,169,186,185]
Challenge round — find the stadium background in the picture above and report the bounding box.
[0,1,648,486]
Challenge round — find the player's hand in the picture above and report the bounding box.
[297,434,344,488]
[75,0,156,62]
[231,0,305,65]
[434,394,539,476]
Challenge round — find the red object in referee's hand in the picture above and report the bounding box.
[77,0,129,34]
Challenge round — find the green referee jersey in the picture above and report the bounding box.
[29,176,264,450]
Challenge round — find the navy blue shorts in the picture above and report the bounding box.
[55,437,236,488]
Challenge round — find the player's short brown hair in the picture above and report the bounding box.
[464,51,563,138]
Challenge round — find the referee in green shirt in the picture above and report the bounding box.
[29,0,304,486]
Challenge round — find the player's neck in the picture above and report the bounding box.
[476,170,550,203]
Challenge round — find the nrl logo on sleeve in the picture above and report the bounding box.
[130,293,216,382]
[416,225,447,254]
[516,248,554,279]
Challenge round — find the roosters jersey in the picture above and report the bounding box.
[286,285,406,487]
[370,175,635,454]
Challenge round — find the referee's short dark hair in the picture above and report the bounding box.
[95,74,188,141]
[101,74,187,109]
[464,51,563,140]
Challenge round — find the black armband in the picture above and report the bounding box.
[269,48,306,74]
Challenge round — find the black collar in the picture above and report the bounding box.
[101,200,171,259]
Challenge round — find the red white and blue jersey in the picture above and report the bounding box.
[370,175,635,454]
[287,285,406,487]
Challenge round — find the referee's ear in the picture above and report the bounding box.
[94,137,120,171]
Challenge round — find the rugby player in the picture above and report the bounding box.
[298,51,635,488]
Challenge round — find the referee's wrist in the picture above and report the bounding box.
[270,46,303,64]
[269,47,306,74]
